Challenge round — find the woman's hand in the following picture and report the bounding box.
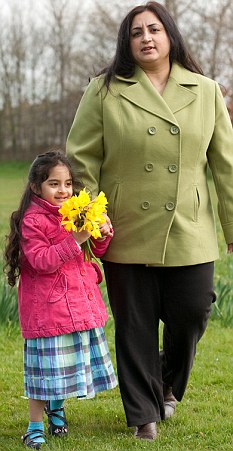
[98,214,113,239]
[227,243,233,254]
[72,228,91,245]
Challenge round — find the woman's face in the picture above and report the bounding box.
[130,10,170,70]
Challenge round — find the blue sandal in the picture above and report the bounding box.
[21,430,46,449]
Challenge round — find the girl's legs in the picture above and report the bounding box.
[23,399,46,446]
[29,399,46,422]
[49,400,65,426]
[25,399,67,443]
[45,399,68,436]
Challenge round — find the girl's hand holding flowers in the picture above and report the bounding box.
[72,228,91,245]
[58,188,110,261]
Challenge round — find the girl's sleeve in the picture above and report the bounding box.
[21,215,82,273]
[66,77,104,197]
[91,229,114,258]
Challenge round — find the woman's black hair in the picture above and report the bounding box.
[99,1,203,88]
[4,149,82,287]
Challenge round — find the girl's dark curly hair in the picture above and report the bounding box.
[4,149,82,287]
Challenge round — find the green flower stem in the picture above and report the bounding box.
[81,238,100,265]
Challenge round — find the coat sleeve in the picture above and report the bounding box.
[91,229,114,258]
[21,215,82,274]
[67,77,104,197]
[207,82,233,244]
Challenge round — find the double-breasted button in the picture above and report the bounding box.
[165,202,175,211]
[148,126,156,135]
[170,126,179,135]
[141,201,150,210]
[168,164,178,173]
[88,292,94,300]
[80,268,86,276]
[145,163,154,172]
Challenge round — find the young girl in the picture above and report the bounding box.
[4,150,117,449]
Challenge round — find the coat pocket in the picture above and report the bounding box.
[47,272,67,303]
[193,185,200,222]
[91,262,103,284]
[107,183,122,222]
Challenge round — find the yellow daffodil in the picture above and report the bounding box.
[73,188,91,209]
[61,219,78,232]
[58,188,108,261]
[58,197,77,220]
[95,191,108,207]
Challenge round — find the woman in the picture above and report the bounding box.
[66,1,233,441]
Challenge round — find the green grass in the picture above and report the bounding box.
[0,162,29,239]
[0,321,232,451]
[0,163,233,450]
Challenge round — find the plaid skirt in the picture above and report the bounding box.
[24,328,117,400]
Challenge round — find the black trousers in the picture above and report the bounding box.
[103,261,215,427]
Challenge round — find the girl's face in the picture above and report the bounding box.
[34,164,73,206]
[130,10,170,70]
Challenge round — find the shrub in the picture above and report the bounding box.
[211,278,233,327]
[0,274,19,325]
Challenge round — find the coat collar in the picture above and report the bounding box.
[115,63,199,124]
[31,194,61,216]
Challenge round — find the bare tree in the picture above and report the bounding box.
[0,10,26,157]
[25,23,47,153]
[43,0,84,142]
[0,0,232,161]
[181,0,233,86]
[164,0,194,24]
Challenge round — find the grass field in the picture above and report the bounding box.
[0,162,233,450]
[0,321,232,451]
[0,162,30,248]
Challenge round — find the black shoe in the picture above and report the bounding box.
[44,401,68,436]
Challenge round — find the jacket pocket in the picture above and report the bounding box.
[91,262,103,284]
[47,272,67,303]
[193,186,200,222]
[108,183,122,222]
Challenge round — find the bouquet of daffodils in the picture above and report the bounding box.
[58,188,108,261]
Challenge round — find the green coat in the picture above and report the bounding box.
[67,63,233,266]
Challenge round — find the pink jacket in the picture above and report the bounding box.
[18,195,112,339]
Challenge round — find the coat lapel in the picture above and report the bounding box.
[163,64,198,113]
[116,63,198,124]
